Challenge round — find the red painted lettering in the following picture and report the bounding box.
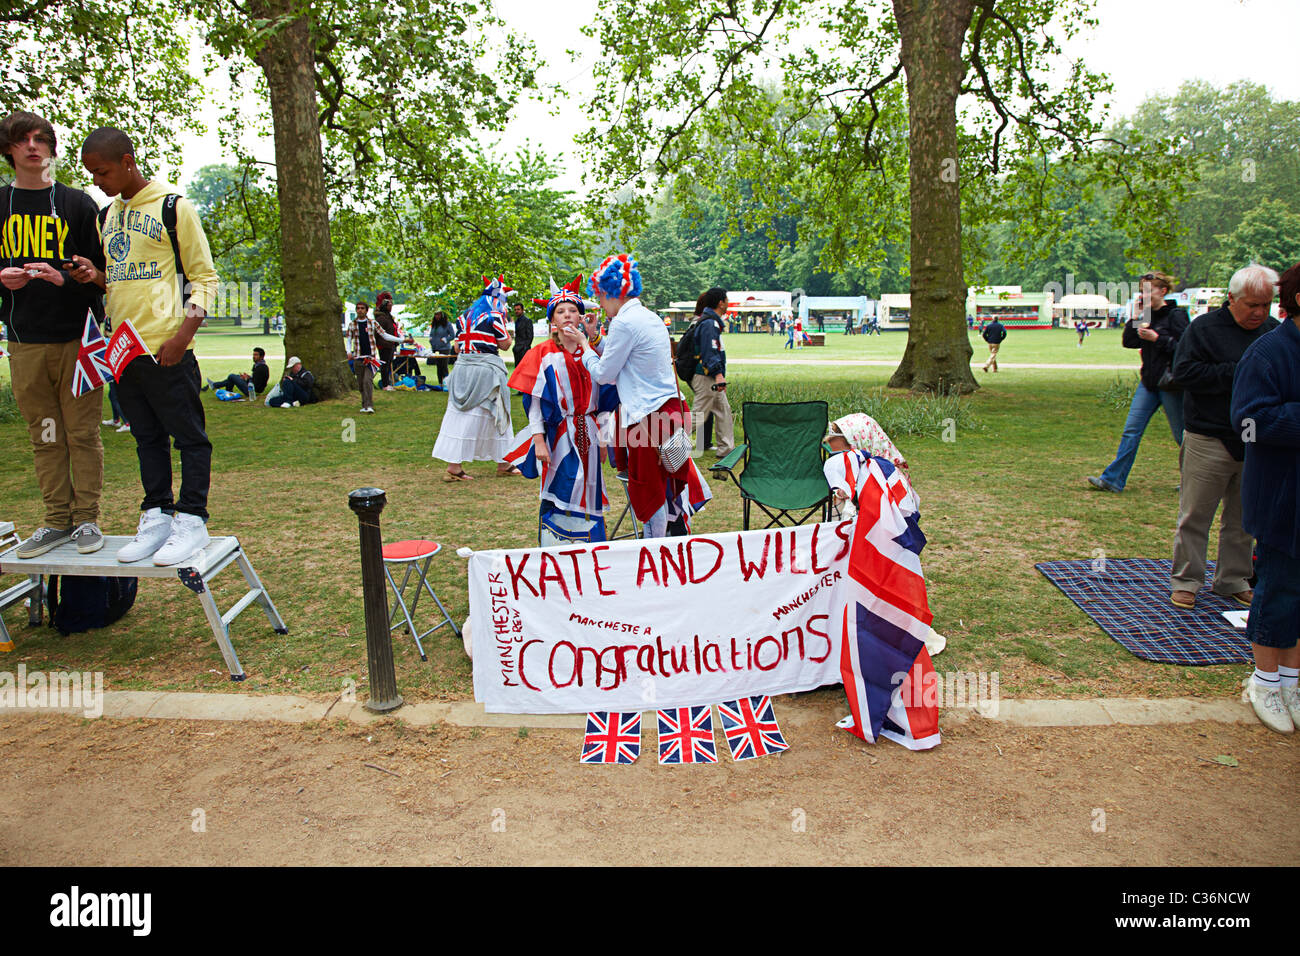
[659,543,687,586]
[781,626,802,661]
[833,519,852,561]
[636,547,661,587]
[789,528,809,574]
[518,639,542,691]
[505,553,538,599]
[538,552,572,602]
[754,635,783,670]
[590,545,617,596]
[806,614,831,663]
[636,644,658,675]
[556,548,586,595]
[737,534,770,581]
[686,537,724,583]
[548,641,579,688]
[811,523,831,573]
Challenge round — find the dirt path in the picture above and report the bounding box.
[1,690,1294,866]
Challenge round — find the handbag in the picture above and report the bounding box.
[659,423,693,473]
[658,355,694,473]
[1156,367,1181,392]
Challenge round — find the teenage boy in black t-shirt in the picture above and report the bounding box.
[0,111,108,557]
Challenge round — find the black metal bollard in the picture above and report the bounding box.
[348,487,404,713]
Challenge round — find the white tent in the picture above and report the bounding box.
[1056,293,1111,313]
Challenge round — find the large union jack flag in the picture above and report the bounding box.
[72,310,112,397]
[505,340,620,524]
[657,705,717,764]
[580,711,641,764]
[833,455,941,750]
[718,696,789,760]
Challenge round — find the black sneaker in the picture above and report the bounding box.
[16,526,73,558]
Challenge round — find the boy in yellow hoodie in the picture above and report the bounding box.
[70,127,219,566]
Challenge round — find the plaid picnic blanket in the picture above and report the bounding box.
[1035,558,1252,666]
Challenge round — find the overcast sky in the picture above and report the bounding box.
[176,0,1300,193]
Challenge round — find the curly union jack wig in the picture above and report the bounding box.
[589,253,642,299]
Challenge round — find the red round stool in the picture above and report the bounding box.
[381,539,460,661]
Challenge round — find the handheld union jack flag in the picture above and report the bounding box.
[718,696,788,761]
[580,711,641,764]
[657,705,717,764]
[72,310,112,397]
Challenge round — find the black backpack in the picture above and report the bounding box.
[674,320,703,382]
[46,575,138,636]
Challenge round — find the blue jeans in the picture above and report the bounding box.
[1098,382,1185,490]
[108,381,127,422]
[270,380,311,406]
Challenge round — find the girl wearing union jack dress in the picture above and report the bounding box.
[506,279,620,543]
[431,276,521,481]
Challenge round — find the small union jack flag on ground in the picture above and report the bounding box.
[580,712,641,764]
[72,311,112,397]
[718,696,789,761]
[657,705,717,764]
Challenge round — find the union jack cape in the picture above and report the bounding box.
[832,455,941,750]
[72,310,112,397]
[504,340,619,523]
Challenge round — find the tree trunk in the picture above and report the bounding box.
[888,0,978,394]
[251,3,350,397]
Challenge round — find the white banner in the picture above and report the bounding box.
[469,522,854,713]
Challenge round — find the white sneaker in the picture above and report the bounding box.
[1248,680,1295,734]
[117,508,173,563]
[1282,684,1300,727]
[102,418,116,425]
[116,422,132,432]
[152,513,210,566]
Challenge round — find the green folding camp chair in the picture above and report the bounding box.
[709,400,831,529]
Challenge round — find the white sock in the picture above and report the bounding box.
[1278,666,1299,688]
[1253,668,1280,689]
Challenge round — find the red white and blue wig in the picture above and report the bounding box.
[589,254,642,299]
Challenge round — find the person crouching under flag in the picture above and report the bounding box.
[831,452,942,750]
[504,276,620,544]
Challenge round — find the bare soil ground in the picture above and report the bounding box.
[2,690,1295,866]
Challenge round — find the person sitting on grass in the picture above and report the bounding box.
[205,346,270,398]
[268,356,315,408]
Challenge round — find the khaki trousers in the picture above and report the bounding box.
[1171,431,1253,595]
[9,340,104,528]
[691,374,735,456]
[983,342,1000,371]
[356,362,374,409]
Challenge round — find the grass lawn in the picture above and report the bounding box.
[151,323,1140,370]
[2,347,1245,705]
